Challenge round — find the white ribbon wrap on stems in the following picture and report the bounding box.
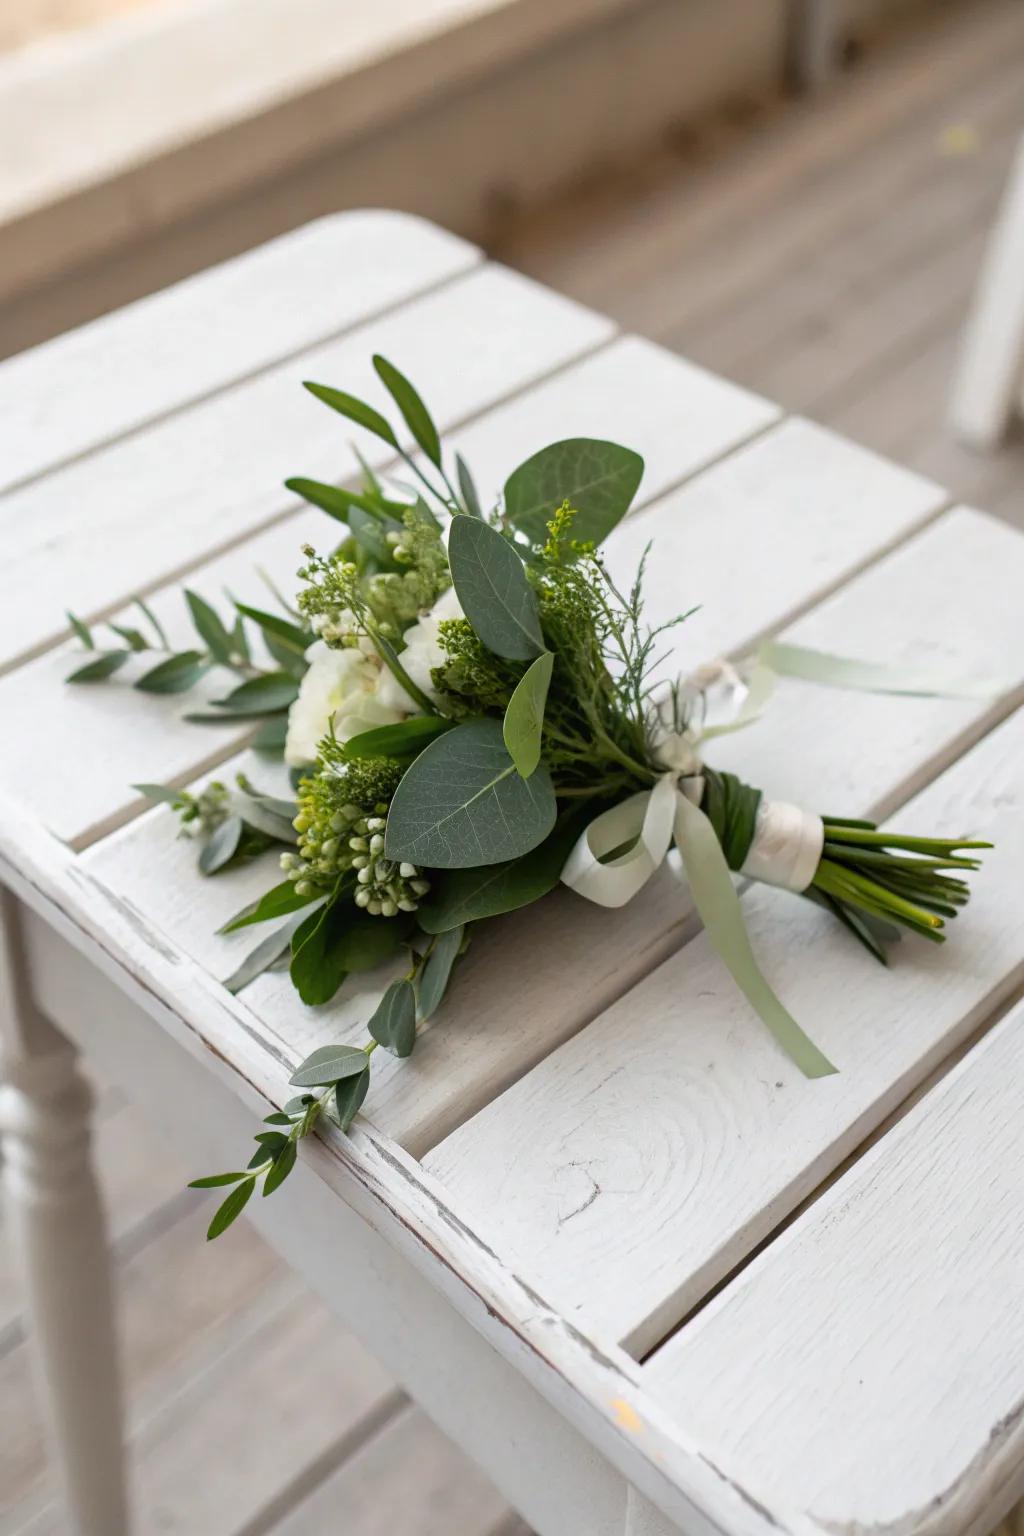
[560,660,837,1079]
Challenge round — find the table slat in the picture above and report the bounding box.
[0,212,477,493]
[644,992,1024,1536]
[0,264,611,673]
[422,522,1024,1351]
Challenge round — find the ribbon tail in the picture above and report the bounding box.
[759,640,1007,702]
[672,792,837,1079]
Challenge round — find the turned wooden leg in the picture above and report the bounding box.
[0,890,130,1535]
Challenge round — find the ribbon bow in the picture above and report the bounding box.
[561,661,837,1078]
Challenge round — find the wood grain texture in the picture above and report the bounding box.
[0,211,477,494]
[645,995,1024,1536]
[424,691,1024,1356]
[0,262,611,672]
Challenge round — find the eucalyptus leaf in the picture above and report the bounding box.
[67,650,130,683]
[502,651,553,778]
[373,355,442,468]
[342,716,453,759]
[108,624,149,652]
[455,453,483,518]
[331,912,409,973]
[185,590,233,663]
[417,925,465,1019]
[417,814,584,931]
[368,979,417,1057]
[263,631,310,678]
[384,717,556,868]
[262,1140,297,1195]
[230,795,297,845]
[289,1042,370,1087]
[447,517,544,661]
[222,915,307,994]
[302,382,398,450]
[233,602,312,656]
[66,610,94,648]
[504,438,644,547]
[209,673,300,715]
[289,904,350,1006]
[206,1178,254,1240]
[221,881,322,932]
[135,650,209,694]
[334,1068,370,1132]
[251,715,289,753]
[199,815,244,874]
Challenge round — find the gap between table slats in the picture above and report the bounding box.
[420,512,1024,1354]
[77,426,957,1165]
[0,211,479,496]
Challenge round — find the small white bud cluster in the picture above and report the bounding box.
[349,817,430,917]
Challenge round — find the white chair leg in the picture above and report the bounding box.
[787,0,838,92]
[950,134,1024,450]
[0,890,130,1535]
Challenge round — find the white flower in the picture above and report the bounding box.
[384,586,464,705]
[284,641,407,767]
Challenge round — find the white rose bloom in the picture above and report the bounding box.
[387,586,464,703]
[284,641,407,767]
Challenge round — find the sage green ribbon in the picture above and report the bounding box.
[760,640,1009,700]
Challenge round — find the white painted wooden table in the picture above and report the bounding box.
[1,210,1023,1536]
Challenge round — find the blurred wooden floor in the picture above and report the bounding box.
[3,0,1023,1531]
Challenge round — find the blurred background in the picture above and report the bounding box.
[2,0,1022,1531]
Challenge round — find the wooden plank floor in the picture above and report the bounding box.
[3,1,1022,1531]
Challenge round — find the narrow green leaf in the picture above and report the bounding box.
[185,590,233,663]
[447,517,544,661]
[289,904,350,1007]
[233,602,312,655]
[302,382,398,450]
[368,980,417,1057]
[132,782,184,808]
[342,716,453,759]
[250,714,289,753]
[373,355,442,468]
[263,1112,294,1125]
[208,673,300,715]
[417,925,465,1020]
[263,1140,297,1195]
[455,453,483,518]
[253,1130,289,1151]
[417,814,584,931]
[334,1068,370,1132]
[283,1094,315,1115]
[221,881,322,932]
[108,623,149,651]
[67,650,129,683]
[135,650,209,694]
[384,717,556,868]
[206,1178,254,1240]
[331,912,409,973]
[199,815,243,874]
[502,651,553,778]
[66,610,94,648]
[133,596,169,647]
[222,916,305,994]
[289,1042,370,1087]
[188,1171,249,1189]
[504,438,644,547]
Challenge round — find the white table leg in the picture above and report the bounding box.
[0,889,130,1535]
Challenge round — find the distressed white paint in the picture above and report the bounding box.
[646,995,1024,1536]
[0,211,477,492]
[425,704,1024,1354]
[0,262,611,672]
[0,890,128,1535]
